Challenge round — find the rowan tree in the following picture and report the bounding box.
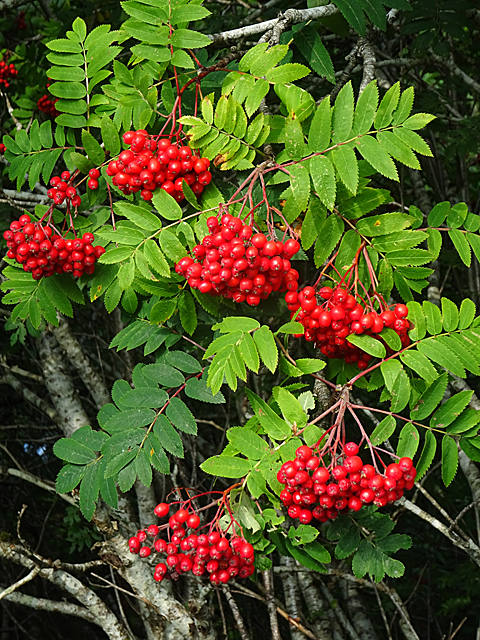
[1,1,480,639]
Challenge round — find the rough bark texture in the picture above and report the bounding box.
[37,332,90,437]
[343,581,380,640]
[50,315,111,410]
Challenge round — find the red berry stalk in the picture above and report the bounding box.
[175,213,301,305]
[278,443,416,524]
[128,501,255,584]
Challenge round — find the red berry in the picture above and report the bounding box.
[154,503,169,517]
[395,304,408,318]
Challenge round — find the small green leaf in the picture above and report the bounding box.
[253,326,278,373]
[441,435,458,486]
[397,423,420,458]
[346,334,386,358]
[201,455,252,477]
[54,438,96,464]
[411,372,448,420]
[370,416,396,446]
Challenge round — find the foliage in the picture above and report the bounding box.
[1,0,480,636]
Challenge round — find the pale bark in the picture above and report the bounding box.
[398,497,480,567]
[279,557,303,640]
[50,315,111,409]
[208,4,339,44]
[134,480,157,529]
[343,581,380,640]
[358,37,376,94]
[296,570,333,640]
[2,589,97,625]
[0,373,59,423]
[0,542,129,640]
[37,332,89,437]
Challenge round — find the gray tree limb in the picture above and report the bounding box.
[0,373,59,423]
[0,542,129,640]
[262,568,281,640]
[208,5,339,44]
[49,315,111,410]
[398,497,480,568]
[2,590,97,625]
[358,37,376,94]
[37,331,90,437]
[0,567,40,601]
[221,584,251,640]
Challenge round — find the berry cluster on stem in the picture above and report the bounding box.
[278,443,416,524]
[3,214,105,279]
[101,130,212,202]
[47,171,81,208]
[287,284,410,369]
[0,59,17,88]
[175,213,301,305]
[128,501,255,585]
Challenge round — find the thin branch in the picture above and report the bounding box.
[398,497,480,567]
[221,584,251,640]
[0,567,40,601]
[2,589,97,625]
[430,52,480,95]
[208,4,339,44]
[5,467,78,506]
[0,374,59,422]
[263,569,281,640]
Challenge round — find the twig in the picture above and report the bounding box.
[221,584,251,640]
[358,36,376,94]
[263,569,281,640]
[0,567,40,601]
[372,581,393,640]
[6,467,78,506]
[208,4,339,44]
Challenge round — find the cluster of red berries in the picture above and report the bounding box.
[128,503,255,585]
[0,60,18,88]
[286,285,410,370]
[101,130,212,202]
[15,11,26,29]
[38,94,60,118]
[0,142,5,154]
[175,214,301,305]
[3,214,105,280]
[46,171,81,207]
[278,443,416,524]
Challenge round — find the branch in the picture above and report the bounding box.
[398,497,480,567]
[208,4,339,44]
[0,541,130,640]
[2,589,97,625]
[262,569,281,640]
[37,332,90,437]
[221,584,251,640]
[0,567,40,601]
[5,468,78,506]
[357,37,376,94]
[0,373,59,423]
[318,580,361,640]
[49,315,111,410]
[0,0,35,11]
[430,52,480,95]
